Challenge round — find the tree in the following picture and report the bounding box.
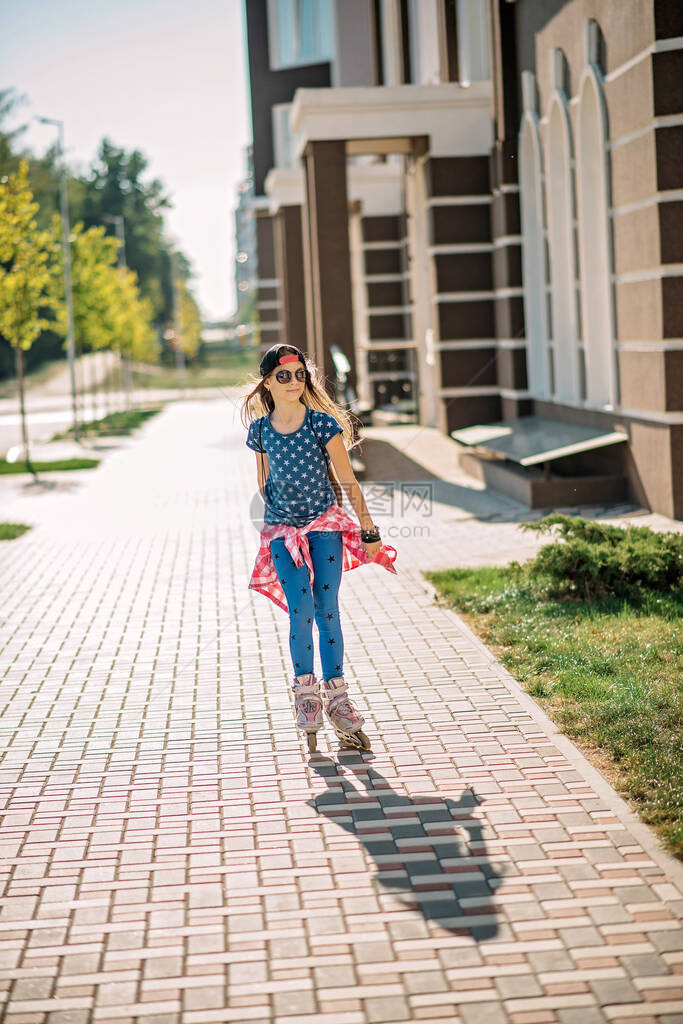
[175,276,202,359]
[74,139,174,324]
[0,100,201,385]
[0,162,62,472]
[111,267,159,409]
[53,223,159,414]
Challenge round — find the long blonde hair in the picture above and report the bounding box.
[239,344,360,453]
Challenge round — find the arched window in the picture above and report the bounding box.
[545,51,581,404]
[519,72,550,398]
[576,21,617,408]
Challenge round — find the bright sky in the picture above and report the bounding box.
[1,0,251,321]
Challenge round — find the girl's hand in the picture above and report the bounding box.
[362,539,383,560]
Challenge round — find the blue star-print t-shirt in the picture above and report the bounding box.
[246,406,343,526]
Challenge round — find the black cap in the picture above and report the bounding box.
[259,345,308,378]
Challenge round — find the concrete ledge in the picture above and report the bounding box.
[460,453,628,508]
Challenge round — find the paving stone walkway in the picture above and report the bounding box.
[1,395,681,1024]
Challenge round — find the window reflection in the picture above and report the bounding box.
[269,0,334,69]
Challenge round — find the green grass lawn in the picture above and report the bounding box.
[51,407,161,440]
[425,565,683,858]
[0,457,100,475]
[0,522,31,540]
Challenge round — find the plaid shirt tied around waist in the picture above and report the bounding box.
[248,503,396,613]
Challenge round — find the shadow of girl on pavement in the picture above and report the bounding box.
[307,760,502,940]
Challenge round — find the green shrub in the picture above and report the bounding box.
[519,514,683,599]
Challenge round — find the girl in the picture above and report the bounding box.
[240,343,397,754]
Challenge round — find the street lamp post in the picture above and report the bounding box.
[36,116,79,442]
[104,213,133,411]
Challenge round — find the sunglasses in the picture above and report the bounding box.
[274,368,307,383]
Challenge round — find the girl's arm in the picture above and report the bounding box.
[255,452,269,499]
[326,434,382,556]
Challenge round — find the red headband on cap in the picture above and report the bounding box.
[278,354,300,364]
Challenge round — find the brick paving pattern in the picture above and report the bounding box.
[1,396,681,1024]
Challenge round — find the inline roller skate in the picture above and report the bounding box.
[291,672,323,754]
[321,676,371,751]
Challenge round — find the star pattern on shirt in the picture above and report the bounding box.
[247,411,342,527]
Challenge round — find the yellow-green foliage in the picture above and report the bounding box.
[175,277,202,359]
[52,223,157,362]
[0,161,62,351]
[110,267,159,363]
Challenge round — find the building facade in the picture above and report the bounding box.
[240,0,683,518]
[494,0,682,518]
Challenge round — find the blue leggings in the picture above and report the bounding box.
[270,530,344,682]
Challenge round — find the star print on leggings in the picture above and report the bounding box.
[326,612,333,620]
[328,554,335,562]
[335,664,341,671]
[306,617,312,624]
[323,583,329,590]
[291,634,296,640]
[274,553,279,559]
[307,644,312,650]
[301,586,307,594]
[293,607,298,614]
[328,637,335,645]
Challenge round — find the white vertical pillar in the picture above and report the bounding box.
[576,22,617,408]
[545,51,581,403]
[348,207,373,410]
[405,153,439,426]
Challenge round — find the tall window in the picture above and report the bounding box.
[576,22,617,408]
[268,0,334,70]
[443,0,459,82]
[399,0,412,84]
[440,0,489,85]
[456,0,489,84]
[372,0,385,85]
[519,73,550,398]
